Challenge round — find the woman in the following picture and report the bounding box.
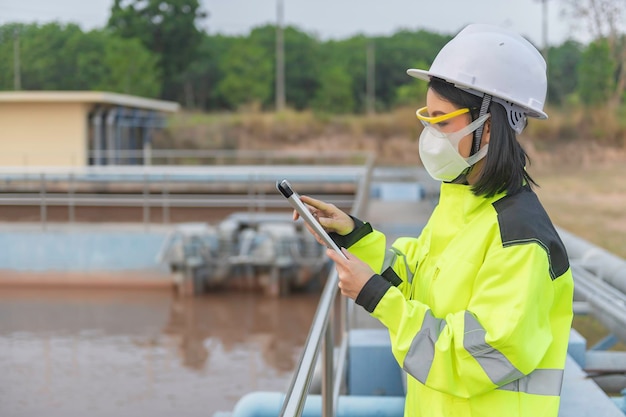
[296,24,574,417]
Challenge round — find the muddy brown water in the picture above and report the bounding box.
[0,286,320,417]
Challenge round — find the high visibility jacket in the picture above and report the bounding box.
[346,183,574,417]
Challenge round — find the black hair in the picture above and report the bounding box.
[428,78,537,197]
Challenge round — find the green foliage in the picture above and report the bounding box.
[281,26,321,110]
[394,60,429,107]
[311,66,355,114]
[0,23,160,95]
[547,40,583,105]
[107,0,207,101]
[320,36,368,112]
[215,38,272,109]
[374,30,450,110]
[244,25,322,109]
[98,35,161,97]
[0,23,87,90]
[0,24,24,89]
[3,14,626,119]
[577,39,616,106]
[180,34,238,109]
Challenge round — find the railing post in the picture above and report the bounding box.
[162,172,170,224]
[144,142,152,166]
[39,172,47,230]
[143,172,150,228]
[247,173,255,214]
[322,320,334,417]
[68,172,75,224]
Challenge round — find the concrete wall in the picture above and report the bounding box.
[0,228,170,273]
[0,102,89,167]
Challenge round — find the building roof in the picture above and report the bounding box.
[0,91,180,113]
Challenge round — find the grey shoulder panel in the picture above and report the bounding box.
[492,187,569,280]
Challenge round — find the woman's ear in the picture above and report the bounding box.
[482,119,491,145]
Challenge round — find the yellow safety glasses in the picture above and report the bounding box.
[416,106,470,125]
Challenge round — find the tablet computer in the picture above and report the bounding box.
[276,179,347,259]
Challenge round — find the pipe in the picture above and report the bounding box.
[105,107,119,165]
[233,392,404,417]
[559,227,626,295]
[571,265,626,344]
[91,107,105,166]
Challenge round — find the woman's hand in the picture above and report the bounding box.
[327,248,374,300]
[293,195,355,244]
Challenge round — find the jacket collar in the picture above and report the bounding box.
[438,182,505,222]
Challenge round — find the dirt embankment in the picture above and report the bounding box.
[522,139,626,258]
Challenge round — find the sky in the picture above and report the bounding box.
[0,0,592,47]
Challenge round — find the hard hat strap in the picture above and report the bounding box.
[472,94,491,155]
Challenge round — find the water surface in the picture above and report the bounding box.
[0,287,319,417]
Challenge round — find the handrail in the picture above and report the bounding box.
[0,149,374,167]
[279,155,375,416]
[280,268,341,416]
[0,159,371,228]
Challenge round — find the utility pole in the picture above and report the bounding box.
[534,0,549,61]
[13,28,21,90]
[366,41,375,115]
[275,0,285,112]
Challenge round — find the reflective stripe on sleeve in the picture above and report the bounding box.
[402,310,445,383]
[463,311,525,386]
[497,369,564,396]
[381,247,414,284]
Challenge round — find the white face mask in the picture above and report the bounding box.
[418,114,490,182]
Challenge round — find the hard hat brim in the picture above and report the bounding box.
[406,68,548,120]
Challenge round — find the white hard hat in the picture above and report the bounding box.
[408,24,548,132]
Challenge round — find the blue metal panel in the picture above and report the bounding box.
[559,356,625,417]
[348,329,404,396]
[0,229,169,272]
[568,328,587,368]
[591,334,619,351]
[376,182,425,201]
[229,391,404,417]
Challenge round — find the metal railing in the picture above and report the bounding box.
[0,149,374,168]
[279,162,372,416]
[0,150,375,229]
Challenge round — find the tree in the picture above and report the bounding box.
[546,40,583,105]
[0,23,161,96]
[374,30,450,110]
[98,35,161,97]
[577,39,615,105]
[279,26,321,110]
[320,36,368,112]
[178,33,236,110]
[215,38,273,109]
[394,60,430,107]
[3,23,87,90]
[311,65,355,114]
[561,0,626,107]
[241,25,321,110]
[0,23,25,90]
[314,30,450,113]
[107,0,207,102]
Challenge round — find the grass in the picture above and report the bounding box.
[527,147,626,258]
